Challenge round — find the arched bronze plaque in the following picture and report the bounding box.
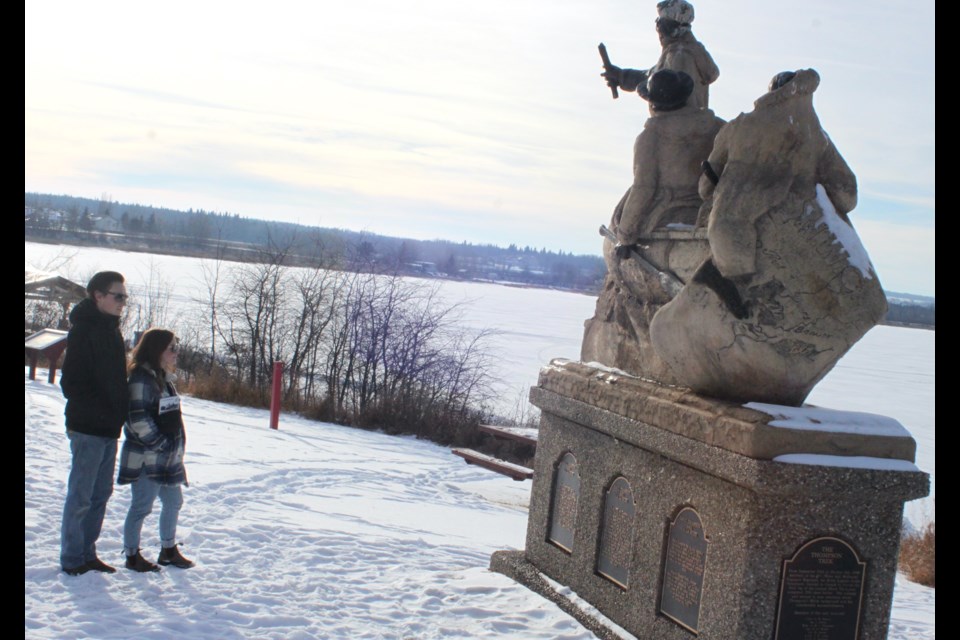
[597,476,636,589]
[774,537,866,640]
[547,452,580,553]
[660,507,708,634]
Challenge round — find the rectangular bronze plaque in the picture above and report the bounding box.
[547,453,580,553]
[660,508,707,634]
[774,537,866,640]
[597,477,636,588]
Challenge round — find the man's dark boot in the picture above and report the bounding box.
[63,564,90,576]
[125,550,161,573]
[86,557,117,573]
[158,544,195,569]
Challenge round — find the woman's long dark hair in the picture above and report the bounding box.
[128,328,175,376]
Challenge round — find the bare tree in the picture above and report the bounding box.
[130,259,172,334]
[222,234,295,392]
[26,247,79,275]
[197,230,228,372]
[181,236,497,439]
[320,270,495,432]
[284,264,341,403]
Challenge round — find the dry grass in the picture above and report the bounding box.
[183,369,268,409]
[899,521,935,588]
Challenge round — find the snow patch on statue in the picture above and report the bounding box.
[813,184,875,279]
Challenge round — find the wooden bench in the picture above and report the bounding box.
[478,423,539,447]
[451,448,534,481]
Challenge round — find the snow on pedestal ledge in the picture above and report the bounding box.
[746,402,914,438]
[774,453,920,472]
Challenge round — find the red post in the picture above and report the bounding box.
[269,362,284,430]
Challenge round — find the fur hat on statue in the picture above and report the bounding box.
[656,0,694,25]
[640,69,695,111]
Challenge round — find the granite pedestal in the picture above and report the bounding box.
[491,361,929,640]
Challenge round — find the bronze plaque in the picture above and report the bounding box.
[774,537,866,640]
[547,453,580,553]
[597,477,636,588]
[660,507,708,634]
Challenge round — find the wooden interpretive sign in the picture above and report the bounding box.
[547,452,580,553]
[774,537,866,640]
[597,476,636,589]
[659,507,708,634]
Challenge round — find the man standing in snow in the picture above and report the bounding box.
[59,271,130,575]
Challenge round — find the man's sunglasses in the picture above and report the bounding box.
[104,291,129,302]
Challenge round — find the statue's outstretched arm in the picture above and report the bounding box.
[618,68,649,93]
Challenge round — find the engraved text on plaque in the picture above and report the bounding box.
[660,507,708,634]
[774,537,866,640]
[547,452,581,553]
[597,476,636,588]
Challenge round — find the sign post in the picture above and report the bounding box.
[269,362,283,430]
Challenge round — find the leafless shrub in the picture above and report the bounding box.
[187,247,497,445]
[127,259,173,335]
[182,365,269,409]
[899,520,935,588]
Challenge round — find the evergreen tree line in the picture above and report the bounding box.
[883,301,935,328]
[25,192,606,293]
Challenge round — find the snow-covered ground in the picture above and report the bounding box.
[25,370,933,639]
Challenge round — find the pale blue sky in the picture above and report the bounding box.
[25,0,934,296]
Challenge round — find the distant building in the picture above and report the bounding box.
[93,215,121,232]
[25,207,64,229]
[407,261,439,276]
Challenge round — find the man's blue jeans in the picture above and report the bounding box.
[60,431,118,569]
[123,476,183,555]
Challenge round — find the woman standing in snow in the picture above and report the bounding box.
[118,328,195,572]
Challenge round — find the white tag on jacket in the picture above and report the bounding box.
[159,395,181,415]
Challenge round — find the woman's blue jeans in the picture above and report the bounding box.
[123,476,183,555]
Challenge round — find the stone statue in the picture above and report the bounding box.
[602,0,719,110]
[581,69,725,381]
[649,69,888,406]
